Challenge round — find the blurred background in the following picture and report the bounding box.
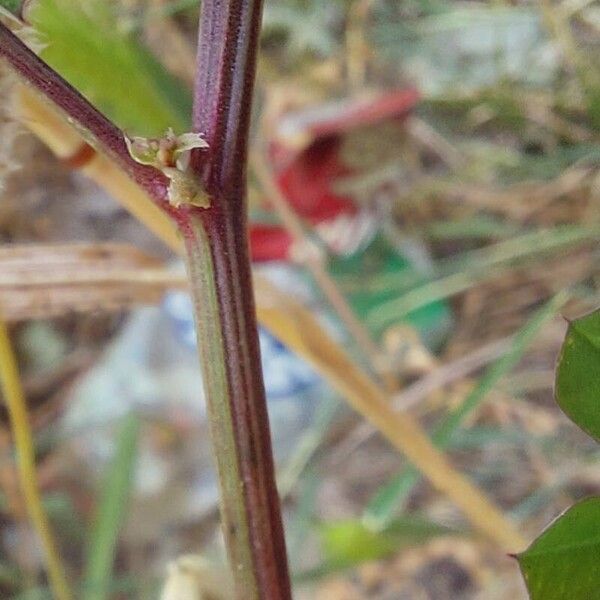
[1,0,600,598]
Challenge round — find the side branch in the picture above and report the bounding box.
[0,23,170,207]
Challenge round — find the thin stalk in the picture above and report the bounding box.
[0,317,72,600]
[181,214,290,599]
[186,1,291,598]
[251,151,398,388]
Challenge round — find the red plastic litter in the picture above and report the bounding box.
[250,88,419,262]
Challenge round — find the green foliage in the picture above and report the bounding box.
[0,0,21,14]
[517,498,600,600]
[311,516,454,575]
[555,309,600,441]
[30,0,192,136]
[82,414,140,600]
[519,307,600,598]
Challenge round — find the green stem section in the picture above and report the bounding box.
[182,217,258,598]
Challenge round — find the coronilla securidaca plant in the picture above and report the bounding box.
[0,0,291,598]
[515,308,600,600]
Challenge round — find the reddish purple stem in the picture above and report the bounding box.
[188,1,291,598]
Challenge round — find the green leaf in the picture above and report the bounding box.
[82,413,140,600]
[30,0,192,136]
[517,497,600,600]
[555,309,600,441]
[317,516,454,571]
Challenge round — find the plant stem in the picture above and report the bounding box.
[183,208,292,598]
[181,216,288,599]
[185,1,291,598]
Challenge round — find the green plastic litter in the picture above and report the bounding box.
[327,234,452,349]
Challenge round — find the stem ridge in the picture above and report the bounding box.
[187,5,291,594]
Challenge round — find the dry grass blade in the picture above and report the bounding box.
[0,243,186,321]
[0,315,72,600]
[254,277,526,552]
